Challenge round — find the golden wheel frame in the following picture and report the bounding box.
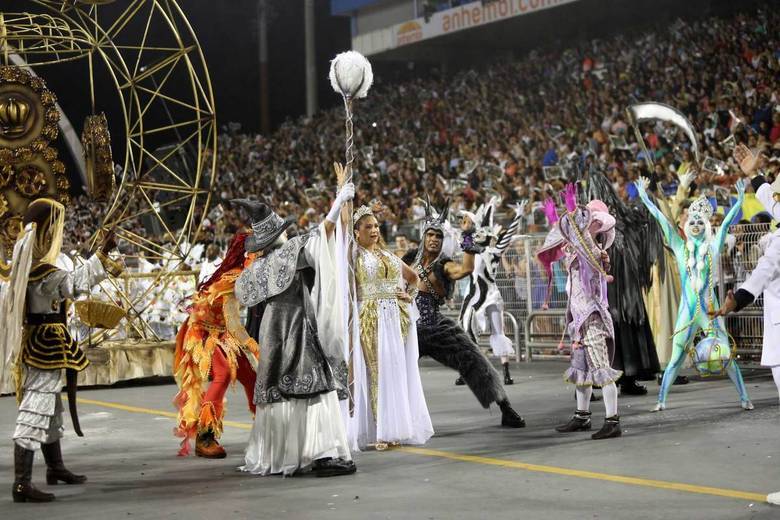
[0,1,218,343]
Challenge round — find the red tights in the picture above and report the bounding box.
[200,347,256,435]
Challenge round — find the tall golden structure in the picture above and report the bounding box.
[0,2,217,355]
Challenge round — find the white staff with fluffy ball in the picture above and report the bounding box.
[329,50,373,416]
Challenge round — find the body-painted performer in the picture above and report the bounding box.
[538,187,623,439]
[585,169,661,395]
[4,198,123,502]
[403,200,525,428]
[635,176,753,411]
[173,229,259,458]
[456,199,527,386]
[236,175,356,477]
[345,205,433,450]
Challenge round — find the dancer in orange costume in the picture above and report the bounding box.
[173,231,259,458]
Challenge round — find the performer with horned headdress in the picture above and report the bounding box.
[236,170,356,477]
[635,176,753,411]
[403,198,525,428]
[2,198,124,503]
[538,185,623,439]
[456,198,527,386]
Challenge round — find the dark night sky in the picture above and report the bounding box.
[3,0,351,134]
[185,0,351,133]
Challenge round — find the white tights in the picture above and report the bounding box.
[575,383,619,417]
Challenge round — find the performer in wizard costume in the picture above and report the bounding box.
[635,176,753,411]
[173,229,259,458]
[538,186,623,439]
[236,175,355,477]
[3,198,123,502]
[403,199,525,428]
[456,198,527,386]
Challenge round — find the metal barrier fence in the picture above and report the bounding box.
[74,222,771,361]
[441,224,771,364]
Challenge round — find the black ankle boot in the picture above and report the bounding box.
[497,399,525,428]
[42,441,86,485]
[12,444,55,503]
[502,363,514,385]
[454,376,465,386]
[591,416,622,440]
[619,376,647,396]
[555,411,592,432]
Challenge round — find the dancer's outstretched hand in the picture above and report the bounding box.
[734,144,766,176]
[678,169,696,189]
[735,177,747,198]
[513,199,529,218]
[336,182,355,205]
[634,176,650,194]
[709,289,737,317]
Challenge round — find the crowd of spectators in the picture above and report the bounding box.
[63,6,780,259]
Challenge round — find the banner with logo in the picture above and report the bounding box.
[354,0,580,56]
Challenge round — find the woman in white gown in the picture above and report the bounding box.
[346,205,434,450]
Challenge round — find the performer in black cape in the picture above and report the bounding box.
[584,168,662,394]
[402,200,525,428]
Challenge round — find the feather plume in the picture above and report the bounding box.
[329,51,374,99]
[563,183,578,212]
[542,198,560,225]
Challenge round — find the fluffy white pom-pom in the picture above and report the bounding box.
[329,51,373,99]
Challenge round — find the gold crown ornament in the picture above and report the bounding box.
[0,97,31,137]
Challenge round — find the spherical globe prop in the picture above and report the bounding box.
[692,336,733,376]
[329,51,373,99]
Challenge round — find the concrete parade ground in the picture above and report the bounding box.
[0,359,778,520]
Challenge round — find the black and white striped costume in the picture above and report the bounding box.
[459,204,523,358]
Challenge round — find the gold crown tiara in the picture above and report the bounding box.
[353,205,374,223]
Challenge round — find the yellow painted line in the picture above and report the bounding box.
[396,447,768,503]
[73,396,769,503]
[73,396,252,430]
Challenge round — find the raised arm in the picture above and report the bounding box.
[444,253,475,281]
[635,176,684,252]
[714,179,745,253]
[324,162,355,238]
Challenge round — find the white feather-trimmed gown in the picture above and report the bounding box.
[345,248,433,450]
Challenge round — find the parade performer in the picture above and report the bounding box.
[643,171,693,377]
[403,200,525,428]
[456,199,526,386]
[173,228,259,458]
[586,169,662,395]
[711,145,780,402]
[345,205,433,451]
[635,177,753,411]
[236,173,356,477]
[538,186,623,439]
[3,198,123,502]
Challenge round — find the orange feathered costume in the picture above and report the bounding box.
[173,239,259,456]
